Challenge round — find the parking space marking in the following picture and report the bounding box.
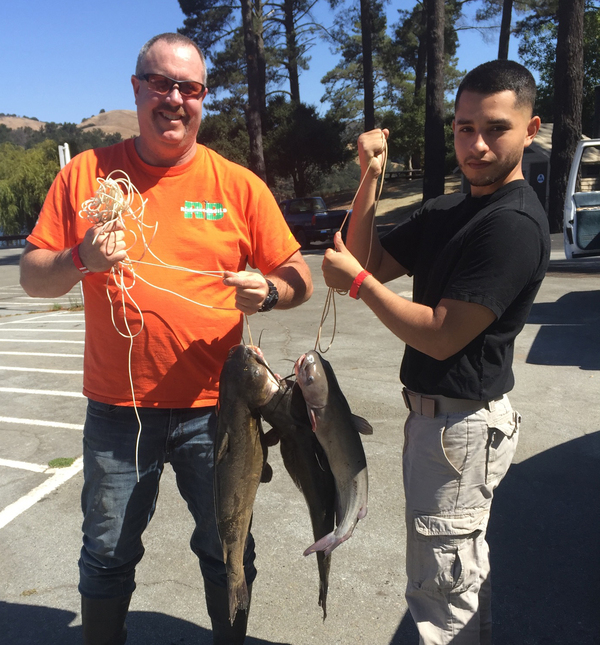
[0,351,84,358]
[0,366,83,374]
[1,328,84,333]
[0,416,83,430]
[0,457,83,530]
[0,387,84,398]
[0,458,49,473]
[0,339,84,344]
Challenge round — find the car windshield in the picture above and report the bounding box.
[287,198,327,214]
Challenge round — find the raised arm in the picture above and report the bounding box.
[345,129,409,284]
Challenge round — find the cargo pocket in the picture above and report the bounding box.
[409,512,488,595]
[485,410,520,485]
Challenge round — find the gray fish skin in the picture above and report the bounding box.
[215,344,279,625]
[294,351,372,557]
[260,379,336,619]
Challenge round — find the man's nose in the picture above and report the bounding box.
[471,133,489,153]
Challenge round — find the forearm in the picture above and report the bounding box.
[267,254,313,310]
[20,244,82,298]
[345,168,386,274]
[358,275,452,359]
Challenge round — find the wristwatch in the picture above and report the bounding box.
[258,279,279,312]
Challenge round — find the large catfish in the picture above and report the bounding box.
[294,351,372,557]
[260,378,336,619]
[214,344,279,624]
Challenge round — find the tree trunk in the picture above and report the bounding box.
[360,0,375,131]
[283,0,301,103]
[548,0,584,233]
[423,0,445,201]
[241,0,268,181]
[497,0,513,60]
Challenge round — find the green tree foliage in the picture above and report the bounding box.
[263,97,352,196]
[0,140,60,234]
[515,0,600,136]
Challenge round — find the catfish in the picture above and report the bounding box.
[214,344,279,624]
[260,378,336,619]
[294,351,372,557]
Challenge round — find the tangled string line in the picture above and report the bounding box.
[314,135,388,353]
[79,170,245,480]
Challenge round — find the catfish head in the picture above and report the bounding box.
[294,351,330,410]
[219,344,280,410]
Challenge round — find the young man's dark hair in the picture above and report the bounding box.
[455,59,537,114]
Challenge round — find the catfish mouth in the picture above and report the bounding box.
[246,345,280,405]
[294,352,327,410]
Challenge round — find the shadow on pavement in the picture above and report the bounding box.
[0,601,292,645]
[388,432,600,645]
[526,290,600,370]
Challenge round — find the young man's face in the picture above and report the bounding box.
[453,89,540,197]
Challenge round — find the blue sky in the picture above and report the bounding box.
[1,0,520,125]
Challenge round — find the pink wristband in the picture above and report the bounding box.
[71,244,93,277]
[349,269,371,299]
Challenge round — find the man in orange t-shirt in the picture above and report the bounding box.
[20,32,312,645]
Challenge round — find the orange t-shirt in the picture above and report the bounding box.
[28,139,299,408]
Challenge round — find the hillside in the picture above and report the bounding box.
[0,109,139,139]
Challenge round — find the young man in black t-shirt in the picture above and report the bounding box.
[321,60,550,644]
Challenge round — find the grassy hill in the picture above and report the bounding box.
[0,110,139,139]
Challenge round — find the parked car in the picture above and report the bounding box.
[278,197,348,249]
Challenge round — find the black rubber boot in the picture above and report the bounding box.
[204,579,251,645]
[81,594,132,645]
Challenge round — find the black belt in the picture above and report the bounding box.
[402,388,500,419]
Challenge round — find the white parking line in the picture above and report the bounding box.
[0,457,83,530]
[0,387,84,398]
[0,416,83,430]
[0,352,84,358]
[0,366,83,374]
[0,458,48,473]
[0,339,84,344]
[2,328,84,333]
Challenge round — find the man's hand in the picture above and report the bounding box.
[358,128,389,176]
[321,232,365,291]
[79,220,128,273]
[223,271,270,314]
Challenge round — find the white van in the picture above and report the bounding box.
[564,139,600,259]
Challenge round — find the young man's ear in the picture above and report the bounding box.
[524,116,541,148]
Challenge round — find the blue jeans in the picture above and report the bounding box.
[78,399,257,599]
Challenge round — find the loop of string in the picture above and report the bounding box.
[315,134,388,353]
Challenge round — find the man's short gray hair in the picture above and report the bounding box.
[135,33,207,85]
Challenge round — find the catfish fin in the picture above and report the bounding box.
[215,432,229,464]
[351,414,373,435]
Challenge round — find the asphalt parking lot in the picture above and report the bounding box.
[0,239,599,645]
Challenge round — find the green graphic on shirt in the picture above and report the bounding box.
[181,201,227,220]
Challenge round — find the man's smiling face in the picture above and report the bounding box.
[131,40,207,167]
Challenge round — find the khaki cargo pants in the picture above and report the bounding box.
[403,394,520,644]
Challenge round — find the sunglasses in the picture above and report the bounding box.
[137,73,206,98]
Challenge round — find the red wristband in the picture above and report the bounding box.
[349,269,371,299]
[71,244,93,277]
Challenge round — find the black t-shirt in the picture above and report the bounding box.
[381,180,550,400]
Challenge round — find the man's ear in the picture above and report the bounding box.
[524,115,541,148]
[131,75,141,105]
